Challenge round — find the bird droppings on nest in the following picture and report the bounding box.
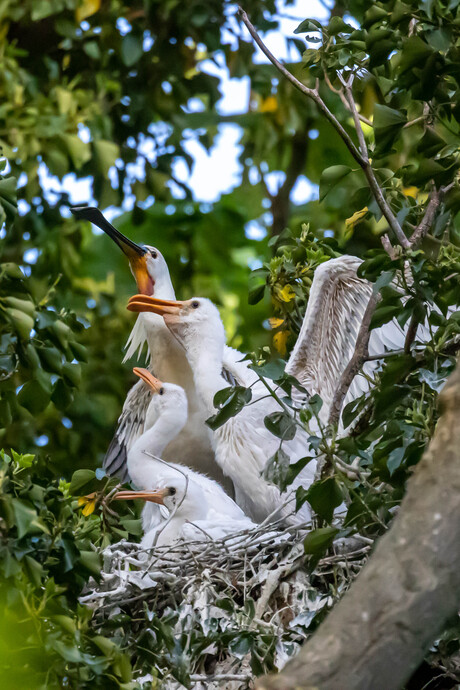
[81,521,370,689]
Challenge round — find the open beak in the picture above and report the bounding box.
[127,294,183,317]
[133,367,164,393]
[113,489,169,505]
[70,206,154,295]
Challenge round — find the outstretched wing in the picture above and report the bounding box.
[286,256,374,413]
[103,379,152,481]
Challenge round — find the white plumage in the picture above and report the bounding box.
[127,296,317,525]
[116,367,256,546]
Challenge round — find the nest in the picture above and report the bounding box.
[81,518,370,689]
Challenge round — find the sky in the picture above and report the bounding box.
[36,0,330,225]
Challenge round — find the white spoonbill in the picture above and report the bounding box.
[70,206,236,492]
[118,473,258,549]
[127,295,318,524]
[118,367,255,541]
[125,251,433,524]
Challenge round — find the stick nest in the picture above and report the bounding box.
[81,519,369,688]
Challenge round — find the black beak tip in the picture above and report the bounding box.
[70,205,100,222]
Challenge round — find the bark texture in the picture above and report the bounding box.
[257,359,460,690]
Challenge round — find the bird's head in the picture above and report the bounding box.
[127,295,226,360]
[133,367,188,430]
[70,206,172,297]
[132,474,206,518]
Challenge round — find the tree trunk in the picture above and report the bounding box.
[271,130,309,237]
[256,358,460,690]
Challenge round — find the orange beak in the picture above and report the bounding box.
[113,489,169,505]
[127,294,184,316]
[127,254,154,296]
[133,367,164,393]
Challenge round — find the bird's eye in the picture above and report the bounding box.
[169,487,176,496]
[159,387,164,395]
[192,300,199,309]
[150,250,158,259]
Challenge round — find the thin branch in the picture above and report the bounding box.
[340,76,410,250]
[328,293,380,426]
[409,181,456,248]
[323,71,373,127]
[239,7,409,251]
[404,312,419,354]
[380,233,396,259]
[237,8,362,166]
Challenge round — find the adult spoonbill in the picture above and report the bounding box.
[125,253,419,523]
[113,367,256,545]
[71,206,239,492]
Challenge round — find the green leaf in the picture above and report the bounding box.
[206,386,252,430]
[17,379,50,415]
[264,411,296,441]
[79,550,102,576]
[248,269,267,305]
[294,18,322,34]
[59,133,91,169]
[93,140,120,177]
[373,104,407,154]
[69,469,96,494]
[319,165,352,201]
[0,176,17,221]
[11,498,49,538]
[249,359,285,381]
[370,304,401,330]
[305,478,343,523]
[328,16,354,34]
[387,446,405,476]
[4,308,34,340]
[397,36,433,74]
[416,128,446,157]
[11,450,35,468]
[304,526,339,556]
[121,34,143,67]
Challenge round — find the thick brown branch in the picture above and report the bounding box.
[257,358,460,690]
[327,292,380,425]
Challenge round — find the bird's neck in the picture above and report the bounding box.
[188,346,227,414]
[128,406,186,487]
[123,277,176,363]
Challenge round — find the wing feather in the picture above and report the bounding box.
[103,379,152,481]
[286,256,373,412]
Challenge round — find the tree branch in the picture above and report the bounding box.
[409,181,456,248]
[239,7,410,251]
[327,292,380,426]
[340,77,410,249]
[237,8,362,167]
[257,358,460,690]
[271,128,310,236]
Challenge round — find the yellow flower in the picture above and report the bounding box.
[260,95,278,113]
[78,493,97,516]
[268,317,285,329]
[273,331,288,356]
[278,284,296,303]
[75,0,101,23]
